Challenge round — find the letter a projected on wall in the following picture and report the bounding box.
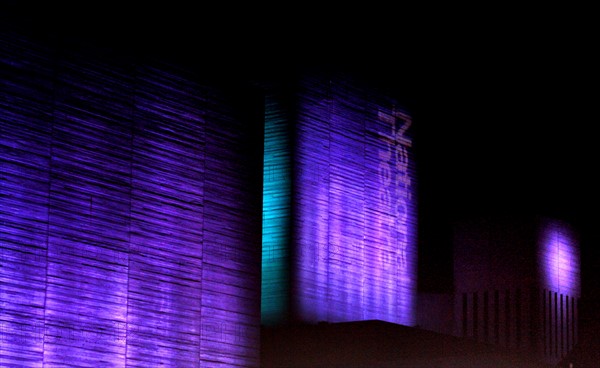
[261,75,417,326]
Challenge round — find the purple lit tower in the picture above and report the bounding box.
[261,72,418,326]
[453,215,580,365]
[0,32,262,366]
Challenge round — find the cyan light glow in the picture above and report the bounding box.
[261,96,291,324]
[292,78,417,325]
[540,219,580,296]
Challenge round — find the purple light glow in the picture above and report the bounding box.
[293,77,417,325]
[540,219,580,296]
[1,35,260,367]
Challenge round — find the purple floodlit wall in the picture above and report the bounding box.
[291,74,417,325]
[537,218,580,363]
[538,218,580,298]
[0,33,260,367]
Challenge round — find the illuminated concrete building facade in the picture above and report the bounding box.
[261,73,418,326]
[1,15,583,368]
[1,31,263,367]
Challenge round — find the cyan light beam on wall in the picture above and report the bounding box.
[261,95,292,325]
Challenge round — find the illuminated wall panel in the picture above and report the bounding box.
[41,49,133,367]
[261,94,292,325]
[0,34,53,367]
[262,74,418,325]
[200,86,262,367]
[1,32,260,367]
[126,64,205,367]
[537,218,580,363]
[538,218,580,299]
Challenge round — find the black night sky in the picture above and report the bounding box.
[5,0,599,322]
